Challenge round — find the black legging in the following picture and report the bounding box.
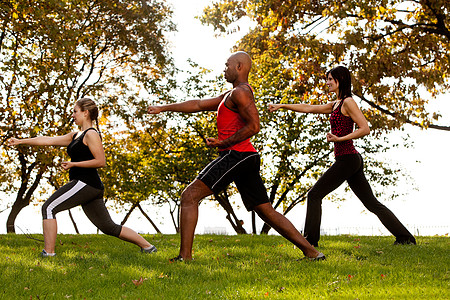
[304,153,415,246]
[42,180,122,237]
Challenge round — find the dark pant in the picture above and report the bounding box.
[42,180,122,237]
[197,150,270,211]
[304,153,415,246]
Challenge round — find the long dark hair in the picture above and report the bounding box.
[326,66,352,100]
[76,98,101,138]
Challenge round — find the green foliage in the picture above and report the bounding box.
[101,118,217,231]
[197,0,445,228]
[201,0,449,130]
[0,0,175,232]
[0,234,448,299]
[110,61,250,233]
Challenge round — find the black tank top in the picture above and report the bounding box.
[67,128,103,190]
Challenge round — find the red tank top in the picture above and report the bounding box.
[216,84,256,152]
[330,98,358,157]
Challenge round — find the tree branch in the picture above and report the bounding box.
[355,93,450,131]
[137,203,161,233]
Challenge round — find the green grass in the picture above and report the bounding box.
[0,234,448,299]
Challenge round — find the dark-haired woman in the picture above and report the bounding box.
[268,66,416,247]
[8,98,157,256]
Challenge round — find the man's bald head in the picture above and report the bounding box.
[229,51,252,72]
[224,51,252,84]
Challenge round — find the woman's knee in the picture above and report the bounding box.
[98,223,122,237]
[307,188,323,205]
[364,200,387,213]
[41,203,54,219]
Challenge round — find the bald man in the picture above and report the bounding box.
[148,51,325,261]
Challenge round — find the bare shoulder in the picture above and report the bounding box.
[234,84,253,96]
[342,97,364,117]
[229,84,254,105]
[84,129,101,141]
[343,96,357,105]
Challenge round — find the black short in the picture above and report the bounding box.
[197,150,270,211]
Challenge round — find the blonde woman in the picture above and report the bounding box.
[9,98,157,257]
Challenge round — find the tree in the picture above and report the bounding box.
[199,0,432,233]
[0,0,175,232]
[128,63,249,234]
[201,0,449,131]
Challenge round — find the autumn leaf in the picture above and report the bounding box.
[2,0,176,235]
[132,277,144,287]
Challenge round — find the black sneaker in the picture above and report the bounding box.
[141,245,157,253]
[169,255,184,262]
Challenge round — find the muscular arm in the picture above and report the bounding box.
[8,132,75,147]
[207,86,260,149]
[148,93,226,114]
[268,102,334,114]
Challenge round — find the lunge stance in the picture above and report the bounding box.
[148,51,324,261]
[269,66,416,247]
[9,98,157,256]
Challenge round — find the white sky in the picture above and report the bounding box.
[1,0,448,237]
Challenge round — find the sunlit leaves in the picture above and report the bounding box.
[197,1,430,230]
[0,0,175,231]
[202,0,449,131]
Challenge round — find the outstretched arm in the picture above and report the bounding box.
[268,102,334,114]
[206,87,259,148]
[148,93,226,114]
[8,132,75,147]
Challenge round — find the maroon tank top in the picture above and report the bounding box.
[330,99,358,157]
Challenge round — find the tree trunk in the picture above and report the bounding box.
[170,207,179,233]
[6,158,44,233]
[260,151,332,234]
[68,210,80,234]
[251,211,256,234]
[137,203,161,233]
[214,191,246,234]
[120,203,138,225]
[6,198,28,233]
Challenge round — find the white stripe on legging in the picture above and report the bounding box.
[46,181,86,219]
[211,153,259,190]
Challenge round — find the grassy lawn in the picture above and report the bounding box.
[0,234,448,299]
